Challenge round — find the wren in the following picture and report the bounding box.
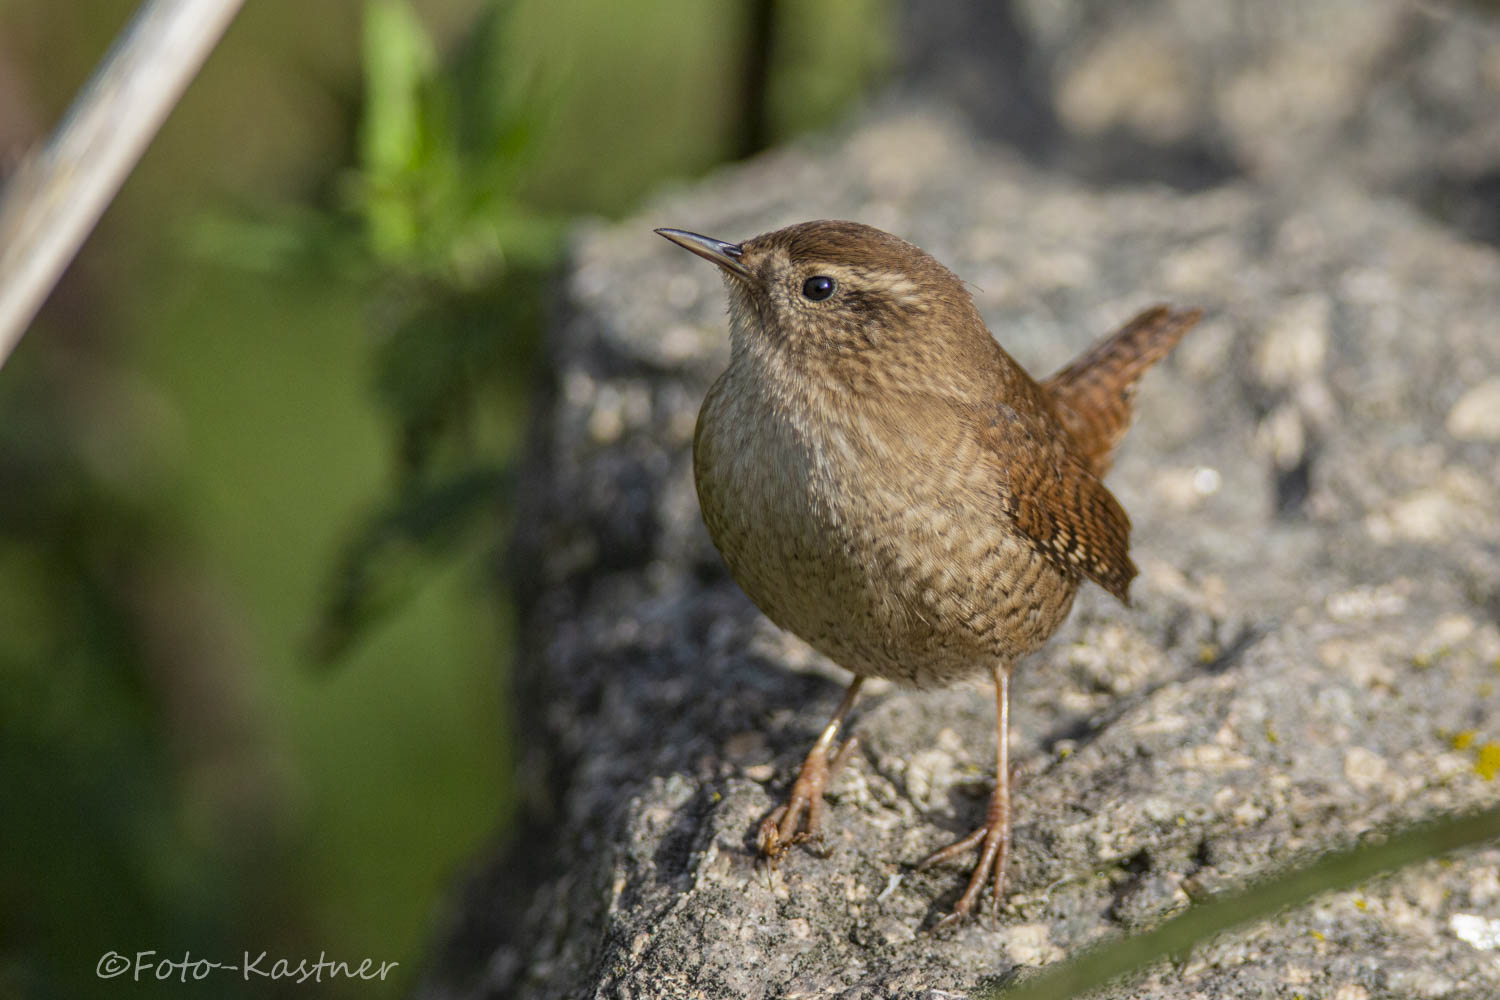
[656,220,1200,925]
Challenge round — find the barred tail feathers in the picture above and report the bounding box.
[1042,306,1201,476]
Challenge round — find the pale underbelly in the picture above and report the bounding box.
[702,484,1078,687]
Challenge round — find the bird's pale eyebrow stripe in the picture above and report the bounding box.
[855,270,925,308]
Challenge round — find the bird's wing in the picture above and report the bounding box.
[980,393,1136,604]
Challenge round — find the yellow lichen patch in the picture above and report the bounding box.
[1452,729,1478,751]
[1476,743,1500,782]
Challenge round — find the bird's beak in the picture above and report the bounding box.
[655,228,751,279]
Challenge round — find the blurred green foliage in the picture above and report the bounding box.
[261,0,570,660]
[0,0,893,997]
[355,0,560,281]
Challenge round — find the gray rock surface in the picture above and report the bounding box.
[416,106,1500,999]
[900,0,1500,242]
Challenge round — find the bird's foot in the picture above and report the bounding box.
[916,810,1011,929]
[756,734,859,862]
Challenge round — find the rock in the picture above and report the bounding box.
[417,107,1500,999]
[898,0,1500,243]
[1447,377,1500,441]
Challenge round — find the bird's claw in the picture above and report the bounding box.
[756,736,858,863]
[917,818,1010,928]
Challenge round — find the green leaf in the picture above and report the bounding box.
[359,0,439,260]
[361,0,435,179]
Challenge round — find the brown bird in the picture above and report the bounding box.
[656,220,1199,925]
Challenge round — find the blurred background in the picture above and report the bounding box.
[0,1,891,996]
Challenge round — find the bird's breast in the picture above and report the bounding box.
[694,374,857,646]
[693,371,1077,685]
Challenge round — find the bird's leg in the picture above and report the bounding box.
[758,676,864,861]
[918,662,1013,927]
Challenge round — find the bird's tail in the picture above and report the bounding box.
[1042,306,1202,476]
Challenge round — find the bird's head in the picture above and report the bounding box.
[656,220,997,395]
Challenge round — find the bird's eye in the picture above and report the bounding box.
[801,275,836,301]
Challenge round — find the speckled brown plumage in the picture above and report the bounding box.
[657,220,1200,925]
